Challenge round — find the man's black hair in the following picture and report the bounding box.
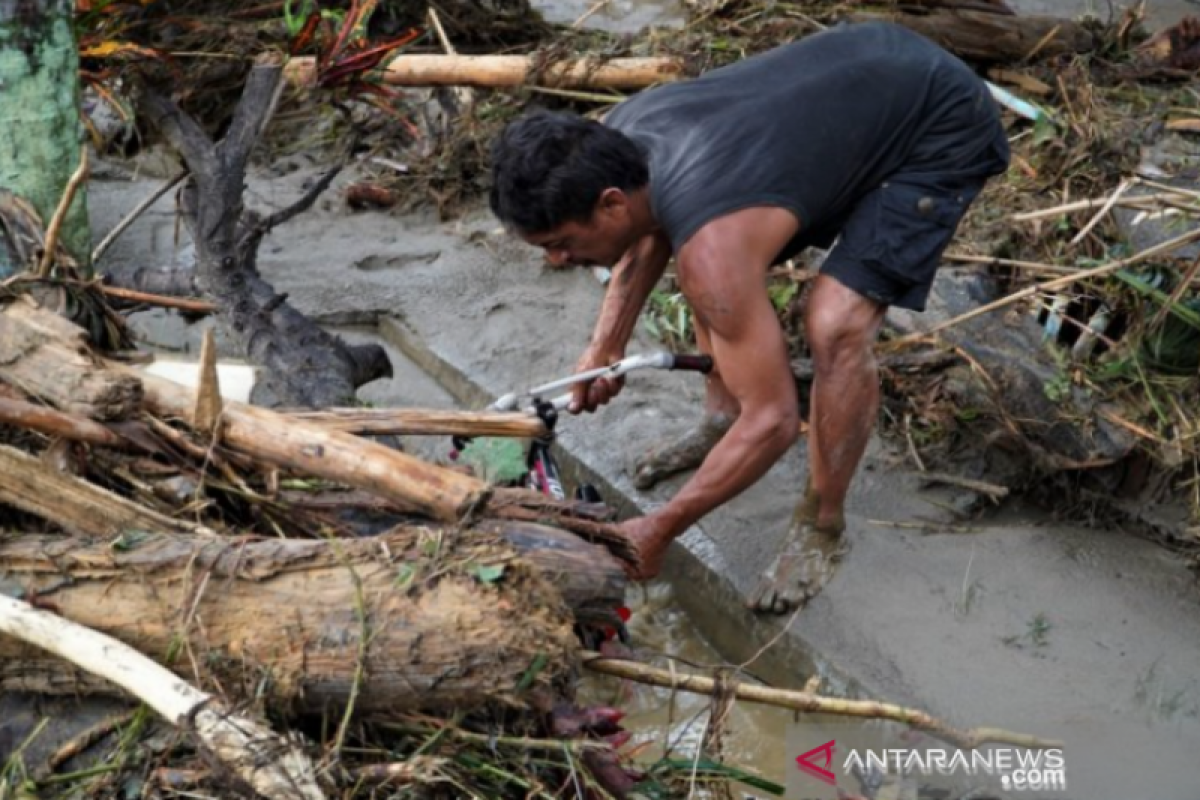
[489,110,649,235]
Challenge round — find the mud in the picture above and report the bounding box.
[86,160,1200,797]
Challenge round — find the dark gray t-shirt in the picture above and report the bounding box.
[604,22,1009,254]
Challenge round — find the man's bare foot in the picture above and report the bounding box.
[748,521,849,615]
[631,413,735,490]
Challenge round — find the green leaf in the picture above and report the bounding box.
[1032,114,1058,147]
[110,530,152,552]
[394,563,417,589]
[458,437,527,485]
[517,653,548,691]
[472,563,506,584]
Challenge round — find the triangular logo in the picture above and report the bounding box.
[796,739,837,786]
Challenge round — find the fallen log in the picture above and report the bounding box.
[285,54,684,89]
[287,407,547,438]
[1,293,481,522]
[0,443,205,538]
[851,10,1097,62]
[0,528,581,714]
[131,365,489,521]
[0,297,142,420]
[0,594,324,800]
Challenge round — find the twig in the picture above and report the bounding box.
[1010,191,1190,222]
[915,471,1009,501]
[944,252,1077,275]
[36,710,139,779]
[905,414,927,472]
[97,284,215,314]
[1137,178,1200,201]
[887,226,1200,349]
[1069,177,1133,246]
[92,172,188,265]
[582,653,1062,751]
[0,594,324,800]
[37,146,89,278]
[529,86,624,104]
[572,0,612,28]
[427,6,457,54]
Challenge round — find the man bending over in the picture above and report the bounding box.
[488,22,1010,614]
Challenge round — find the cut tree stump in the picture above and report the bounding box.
[0,528,582,714]
[0,297,142,420]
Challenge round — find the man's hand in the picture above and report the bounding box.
[619,513,673,580]
[569,346,626,414]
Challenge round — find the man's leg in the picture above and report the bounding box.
[632,317,740,490]
[749,275,885,614]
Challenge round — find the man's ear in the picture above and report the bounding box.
[595,187,629,219]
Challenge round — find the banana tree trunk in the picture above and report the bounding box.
[0,0,89,276]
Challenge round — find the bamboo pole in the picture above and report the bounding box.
[284,54,684,89]
[584,654,1062,751]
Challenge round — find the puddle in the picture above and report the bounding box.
[584,582,793,791]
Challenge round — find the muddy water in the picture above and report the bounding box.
[539,0,1196,33]
[583,583,793,791]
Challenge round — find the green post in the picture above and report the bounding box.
[0,0,89,277]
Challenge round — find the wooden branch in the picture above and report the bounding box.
[98,284,216,314]
[915,470,1010,501]
[0,396,125,447]
[138,87,216,181]
[0,297,143,420]
[285,54,684,89]
[0,530,581,714]
[38,146,89,277]
[222,57,285,172]
[0,594,325,800]
[261,160,345,231]
[286,408,548,438]
[0,443,205,538]
[584,654,1062,751]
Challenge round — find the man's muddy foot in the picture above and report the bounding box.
[631,413,735,490]
[748,522,849,615]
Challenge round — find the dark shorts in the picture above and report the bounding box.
[819,174,988,312]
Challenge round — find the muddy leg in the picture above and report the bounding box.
[749,276,885,614]
[632,317,740,490]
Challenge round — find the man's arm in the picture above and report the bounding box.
[572,231,672,411]
[652,242,801,539]
[588,231,672,354]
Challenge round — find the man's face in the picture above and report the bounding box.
[523,190,637,269]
